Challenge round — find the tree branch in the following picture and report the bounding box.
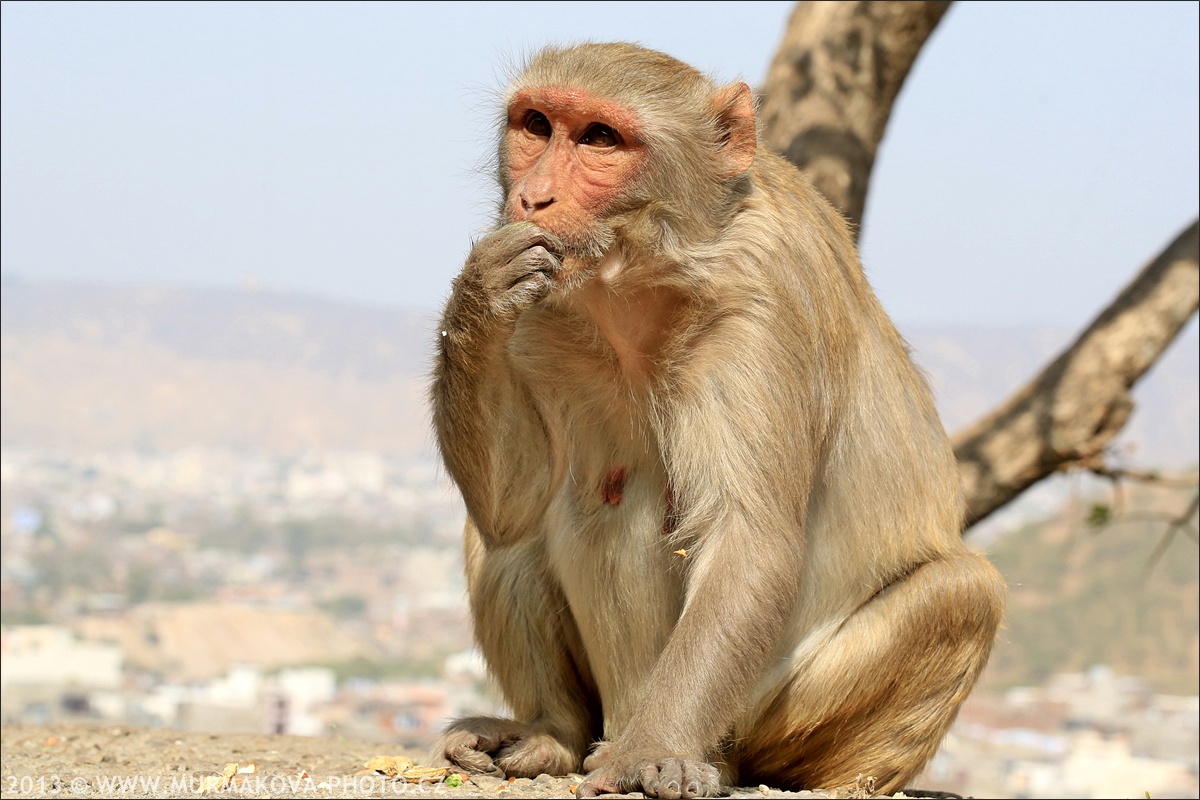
[952,221,1200,528]
[762,2,1199,531]
[1085,465,1200,491]
[759,0,951,234]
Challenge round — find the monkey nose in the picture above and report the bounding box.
[521,193,554,214]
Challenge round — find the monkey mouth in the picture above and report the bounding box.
[559,226,615,265]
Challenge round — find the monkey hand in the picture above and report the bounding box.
[430,716,582,780]
[576,745,721,799]
[458,222,564,321]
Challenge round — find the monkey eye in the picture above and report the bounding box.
[579,124,620,148]
[523,111,552,137]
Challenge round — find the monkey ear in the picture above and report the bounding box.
[713,82,757,178]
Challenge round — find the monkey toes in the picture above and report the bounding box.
[576,756,721,799]
[432,717,580,779]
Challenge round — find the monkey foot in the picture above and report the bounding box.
[431,716,581,779]
[576,755,721,799]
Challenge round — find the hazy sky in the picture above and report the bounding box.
[2,1,1197,329]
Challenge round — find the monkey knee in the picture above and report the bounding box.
[859,552,1005,640]
[914,552,1007,644]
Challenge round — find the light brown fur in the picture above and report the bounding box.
[431,42,1005,799]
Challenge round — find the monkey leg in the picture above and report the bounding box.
[432,521,599,779]
[732,552,1005,795]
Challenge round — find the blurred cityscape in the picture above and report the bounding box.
[0,447,496,747]
[1,447,1196,799]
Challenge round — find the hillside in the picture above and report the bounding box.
[2,279,1196,465]
[977,479,1200,695]
[1,281,434,453]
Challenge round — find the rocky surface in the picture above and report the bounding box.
[0,724,945,799]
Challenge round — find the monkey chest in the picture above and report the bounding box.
[543,452,685,719]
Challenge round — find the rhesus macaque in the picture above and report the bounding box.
[431,42,1005,799]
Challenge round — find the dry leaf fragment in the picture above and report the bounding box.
[219,763,238,790]
[402,766,450,782]
[364,755,414,777]
[568,785,580,794]
[237,763,256,775]
[673,549,688,557]
[199,775,223,792]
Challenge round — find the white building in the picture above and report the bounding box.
[0,625,122,689]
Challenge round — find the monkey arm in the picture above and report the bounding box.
[433,343,553,547]
[628,513,806,755]
[609,325,820,766]
[432,226,562,547]
[579,476,810,799]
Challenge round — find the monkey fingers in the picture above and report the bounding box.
[499,221,566,261]
[434,725,506,778]
[465,223,564,303]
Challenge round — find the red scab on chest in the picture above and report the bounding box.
[601,465,628,506]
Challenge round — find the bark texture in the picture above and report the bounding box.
[761,1,1200,531]
[952,221,1200,526]
[759,0,951,234]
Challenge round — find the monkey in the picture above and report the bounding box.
[430,42,1005,799]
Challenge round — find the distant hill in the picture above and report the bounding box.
[1,280,432,376]
[978,479,1200,695]
[903,323,1199,470]
[2,279,1196,465]
[1,281,435,453]
[74,602,379,681]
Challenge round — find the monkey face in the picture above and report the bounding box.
[502,86,647,254]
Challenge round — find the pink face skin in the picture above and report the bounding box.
[503,86,682,381]
[504,86,647,246]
